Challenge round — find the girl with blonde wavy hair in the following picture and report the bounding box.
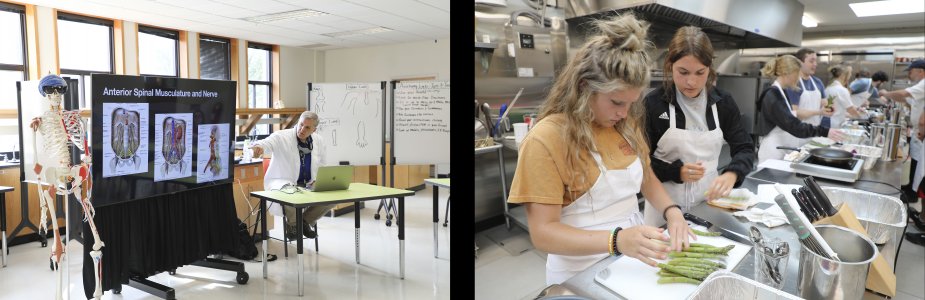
[756,55,845,165]
[507,13,693,285]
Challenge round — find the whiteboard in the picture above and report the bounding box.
[308,82,384,166]
[393,81,450,165]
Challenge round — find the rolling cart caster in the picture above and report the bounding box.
[236,272,249,284]
[443,221,448,227]
[168,269,176,275]
[374,213,380,220]
[41,240,47,247]
[385,219,392,227]
[113,286,121,294]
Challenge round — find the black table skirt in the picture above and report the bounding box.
[82,183,239,298]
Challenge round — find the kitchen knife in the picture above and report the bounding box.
[797,186,826,219]
[683,213,753,245]
[791,188,817,221]
[800,186,828,218]
[803,176,838,216]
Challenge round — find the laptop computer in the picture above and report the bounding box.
[309,166,354,192]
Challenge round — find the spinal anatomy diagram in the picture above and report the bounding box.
[197,123,229,183]
[102,103,149,178]
[154,113,192,181]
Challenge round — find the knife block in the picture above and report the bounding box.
[813,203,896,297]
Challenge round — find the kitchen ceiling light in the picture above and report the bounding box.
[323,27,393,38]
[849,0,924,17]
[802,14,818,28]
[243,9,326,23]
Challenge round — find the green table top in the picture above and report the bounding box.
[250,183,414,207]
[423,178,450,188]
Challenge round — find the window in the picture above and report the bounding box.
[0,3,26,110]
[247,43,272,136]
[199,35,230,80]
[139,26,178,77]
[58,13,113,109]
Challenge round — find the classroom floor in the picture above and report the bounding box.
[0,185,451,300]
[475,202,925,300]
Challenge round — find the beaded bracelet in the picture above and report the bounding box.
[662,204,682,221]
[608,227,616,256]
[612,227,623,256]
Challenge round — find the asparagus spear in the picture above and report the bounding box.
[657,276,702,284]
[668,261,719,271]
[691,228,722,237]
[668,251,726,259]
[667,257,726,269]
[657,263,709,280]
[682,245,734,254]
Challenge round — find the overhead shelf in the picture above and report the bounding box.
[475,42,498,50]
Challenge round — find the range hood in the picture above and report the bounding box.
[564,0,803,49]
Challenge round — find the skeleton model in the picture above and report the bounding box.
[110,108,141,171]
[203,125,222,176]
[161,117,187,174]
[31,74,104,300]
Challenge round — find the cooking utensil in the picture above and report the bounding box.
[802,176,838,216]
[772,184,840,261]
[475,100,480,119]
[776,146,854,167]
[797,187,826,220]
[682,213,753,245]
[481,103,494,137]
[791,188,817,221]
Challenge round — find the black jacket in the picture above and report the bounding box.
[755,86,830,138]
[644,86,755,187]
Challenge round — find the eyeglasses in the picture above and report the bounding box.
[42,85,67,95]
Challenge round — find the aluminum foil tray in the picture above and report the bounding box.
[687,271,803,300]
[821,187,906,270]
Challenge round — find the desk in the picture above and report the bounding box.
[0,186,11,267]
[250,183,415,296]
[424,178,450,258]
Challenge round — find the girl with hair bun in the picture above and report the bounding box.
[508,12,693,285]
[825,65,861,127]
[755,55,845,165]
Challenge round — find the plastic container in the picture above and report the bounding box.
[821,187,906,270]
[797,225,877,300]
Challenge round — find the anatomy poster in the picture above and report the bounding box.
[196,123,229,183]
[154,113,193,181]
[102,103,149,177]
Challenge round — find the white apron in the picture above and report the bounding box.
[644,102,724,226]
[545,151,644,285]
[757,83,803,165]
[799,76,824,126]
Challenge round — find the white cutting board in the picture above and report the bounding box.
[594,225,753,300]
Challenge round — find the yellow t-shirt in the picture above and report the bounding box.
[508,113,639,207]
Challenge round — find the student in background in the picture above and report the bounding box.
[784,48,833,130]
[825,65,861,128]
[755,55,845,165]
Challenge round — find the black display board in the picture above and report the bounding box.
[91,74,236,207]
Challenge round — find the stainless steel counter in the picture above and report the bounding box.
[558,160,903,300]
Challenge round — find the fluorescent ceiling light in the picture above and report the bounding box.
[802,14,818,27]
[323,27,392,38]
[849,0,924,17]
[243,9,326,23]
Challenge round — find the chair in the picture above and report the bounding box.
[261,158,319,257]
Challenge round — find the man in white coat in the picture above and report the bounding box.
[252,111,331,239]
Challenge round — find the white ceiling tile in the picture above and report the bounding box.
[322,19,377,32]
[343,0,449,29]
[415,0,449,12]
